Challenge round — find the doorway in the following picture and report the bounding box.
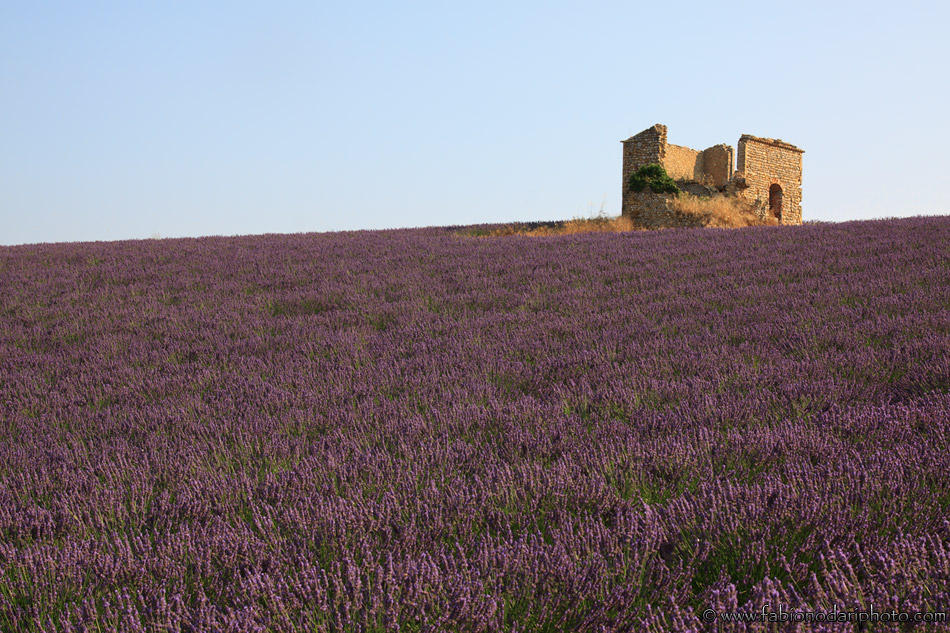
[768,184,783,221]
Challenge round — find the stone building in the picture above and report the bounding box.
[621,124,804,225]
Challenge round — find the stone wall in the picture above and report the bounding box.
[621,191,706,229]
[736,135,804,225]
[621,125,665,204]
[701,144,733,187]
[664,143,704,181]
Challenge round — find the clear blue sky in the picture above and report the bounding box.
[2,1,948,246]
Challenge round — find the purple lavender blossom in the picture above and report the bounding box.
[1,217,949,631]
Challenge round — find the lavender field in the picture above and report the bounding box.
[2,216,949,632]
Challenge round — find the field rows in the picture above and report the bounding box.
[1,217,949,631]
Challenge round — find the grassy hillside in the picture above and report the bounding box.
[2,217,949,631]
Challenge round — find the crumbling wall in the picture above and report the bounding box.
[621,124,665,202]
[664,144,704,181]
[736,136,803,225]
[622,125,732,191]
[701,144,734,187]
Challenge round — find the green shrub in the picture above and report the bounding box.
[628,163,680,195]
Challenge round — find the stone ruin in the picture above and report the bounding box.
[621,124,804,228]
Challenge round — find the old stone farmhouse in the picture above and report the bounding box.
[621,124,804,226]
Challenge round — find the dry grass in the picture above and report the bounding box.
[670,195,778,228]
[472,193,777,238]
[486,215,640,237]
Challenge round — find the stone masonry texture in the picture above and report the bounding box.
[736,135,804,225]
[664,144,704,181]
[621,124,803,227]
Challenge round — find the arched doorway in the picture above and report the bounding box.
[768,184,783,221]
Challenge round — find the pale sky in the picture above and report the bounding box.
[2,1,948,246]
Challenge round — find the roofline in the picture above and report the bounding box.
[739,134,804,153]
[621,123,666,143]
